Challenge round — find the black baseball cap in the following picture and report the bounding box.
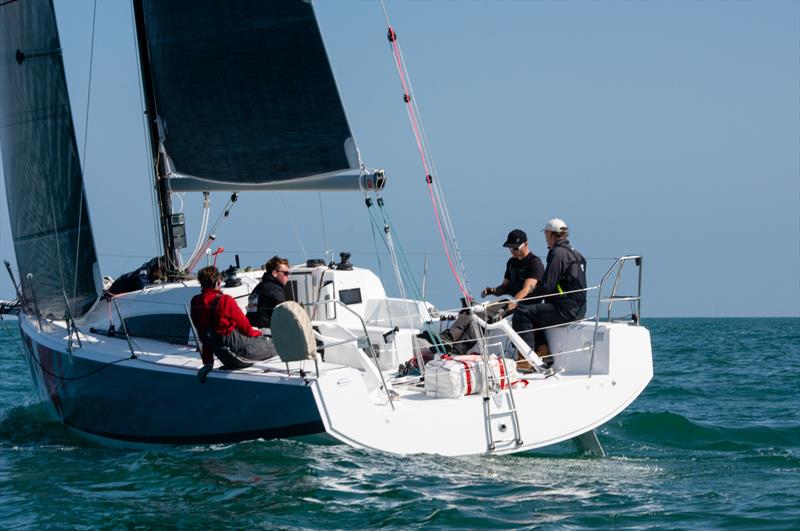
[503,229,527,248]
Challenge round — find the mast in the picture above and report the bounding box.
[131,0,179,274]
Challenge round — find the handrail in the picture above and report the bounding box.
[304,299,395,410]
[589,256,642,377]
[469,256,642,379]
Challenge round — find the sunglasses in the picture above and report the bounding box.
[275,269,290,276]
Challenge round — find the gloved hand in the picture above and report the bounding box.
[488,308,507,324]
[481,287,495,298]
[198,363,213,384]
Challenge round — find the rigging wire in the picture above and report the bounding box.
[379,1,471,301]
[318,193,328,261]
[186,192,210,267]
[181,193,239,273]
[71,0,98,307]
[79,0,98,174]
[364,195,396,332]
[391,32,472,296]
[205,193,238,237]
[365,192,446,355]
[48,196,68,315]
[365,197,387,281]
[402,50,471,299]
[128,3,163,262]
[366,195,406,299]
[280,194,308,262]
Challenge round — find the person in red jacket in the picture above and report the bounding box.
[191,266,276,381]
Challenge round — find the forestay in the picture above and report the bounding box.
[0,0,101,319]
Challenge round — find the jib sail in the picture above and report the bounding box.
[0,0,101,319]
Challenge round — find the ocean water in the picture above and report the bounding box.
[0,318,798,529]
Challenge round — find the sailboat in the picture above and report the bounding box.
[0,0,652,455]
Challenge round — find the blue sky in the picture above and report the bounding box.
[1,0,798,317]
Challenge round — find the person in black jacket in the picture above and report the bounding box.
[108,257,164,295]
[512,219,587,366]
[246,256,290,328]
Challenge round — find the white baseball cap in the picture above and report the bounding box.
[542,218,568,233]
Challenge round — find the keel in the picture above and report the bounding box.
[572,430,605,457]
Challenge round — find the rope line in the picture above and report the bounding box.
[72,0,98,308]
[365,196,396,333]
[380,2,470,301]
[369,194,447,355]
[29,351,132,382]
[392,27,472,297]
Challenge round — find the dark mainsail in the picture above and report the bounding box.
[0,0,101,319]
[136,0,373,192]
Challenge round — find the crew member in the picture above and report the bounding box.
[191,266,276,381]
[247,256,290,328]
[512,219,587,366]
[108,257,163,295]
[480,229,544,312]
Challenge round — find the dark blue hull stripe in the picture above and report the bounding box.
[66,419,326,445]
[21,328,327,446]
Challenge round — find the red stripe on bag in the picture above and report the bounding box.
[458,360,472,395]
[499,358,507,389]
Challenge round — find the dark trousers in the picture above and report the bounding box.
[219,329,277,361]
[512,303,575,350]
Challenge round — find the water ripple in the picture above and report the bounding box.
[0,318,799,528]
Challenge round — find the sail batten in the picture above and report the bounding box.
[0,0,101,319]
[138,0,363,191]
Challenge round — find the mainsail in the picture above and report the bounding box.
[136,0,380,192]
[0,0,101,319]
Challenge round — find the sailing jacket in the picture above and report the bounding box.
[108,270,147,295]
[531,239,587,319]
[246,274,286,328]
[191,288,261,364]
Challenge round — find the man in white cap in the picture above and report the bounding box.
[512,219,587,367]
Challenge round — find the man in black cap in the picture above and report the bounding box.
[480,229,544,313]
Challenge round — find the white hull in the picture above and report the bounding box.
[312,321,652,455]
[15,263,652,455]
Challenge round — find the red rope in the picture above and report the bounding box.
[185,238,214,273]
[387,27,469,299]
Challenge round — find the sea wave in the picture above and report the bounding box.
[0,403,85,449]
[610,411,800,452]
